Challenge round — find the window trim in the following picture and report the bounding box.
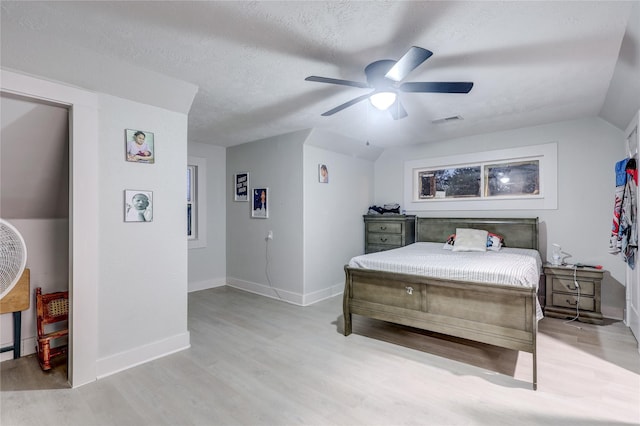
[403,142,557,211]
[188,156,207,249]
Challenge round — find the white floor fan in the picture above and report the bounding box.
[0,218,29,359]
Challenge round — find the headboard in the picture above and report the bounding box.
[416,217,539,250]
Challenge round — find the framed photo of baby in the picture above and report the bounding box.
[125,129,155,163]
[124,190,153,222]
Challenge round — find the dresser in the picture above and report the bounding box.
[364,215,416,254]
[543,265,604,324]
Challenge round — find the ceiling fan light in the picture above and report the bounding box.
[369,92,397,110]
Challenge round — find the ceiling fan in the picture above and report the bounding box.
[305,46,473,120]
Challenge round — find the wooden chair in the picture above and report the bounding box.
[35,287,69,371]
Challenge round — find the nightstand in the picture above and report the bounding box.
[364,215,416,254]
[543,264,604,324]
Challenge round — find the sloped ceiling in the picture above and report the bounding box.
[1,1,638,150]
[0,94,69,219]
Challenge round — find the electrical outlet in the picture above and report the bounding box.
[267,230,273,240]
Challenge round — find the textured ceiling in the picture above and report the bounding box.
[0,1,635,148]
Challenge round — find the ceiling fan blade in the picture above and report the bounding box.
[389,100,408,120]
[400,82,474,93]
[385,46,433,82]
[321,93,373,116]
[305,76,369,89]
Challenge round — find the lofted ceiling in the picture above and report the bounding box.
[1,1,637,149]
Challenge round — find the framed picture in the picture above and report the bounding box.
[124,190,153,222]
[125,129,155,163]
[234,172,249,202]
[251,187,268,218]
[318,164,329,183]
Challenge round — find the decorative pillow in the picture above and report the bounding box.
[452,228,488,252]
[487,232,505,251]
[442,234,456,250]
[443,231,505,251]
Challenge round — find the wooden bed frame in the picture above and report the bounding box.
[343,217,540,390]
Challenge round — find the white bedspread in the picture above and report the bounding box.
[348,242,544,319]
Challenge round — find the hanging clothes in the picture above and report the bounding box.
[609,158,638,269]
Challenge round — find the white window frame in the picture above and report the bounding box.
[404,142,557,211]
[188,156,207,249]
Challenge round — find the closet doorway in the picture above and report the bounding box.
[0,92,70,382]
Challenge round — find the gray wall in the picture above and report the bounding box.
[224,129,376,305]
[374,117,627,318]
[303,137,375,304]
[188,142,227,291]
[226,130,307,303]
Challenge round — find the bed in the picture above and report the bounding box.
[343,217,542,390]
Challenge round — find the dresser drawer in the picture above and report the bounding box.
[550,277,595,296]
[366,222,403,234]
[366,244,401,253]
[551,294,595,312]
[367,233,402,246]
[363,215,416,254]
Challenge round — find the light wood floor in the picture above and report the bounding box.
[2,286,639,425]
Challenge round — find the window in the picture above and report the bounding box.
[187,165,196,240]
[415,159,540,200]
[188,156,207,249]
[418,166,482,199]
[404,142,557,211]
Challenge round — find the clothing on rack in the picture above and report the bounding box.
[609,157,638,269]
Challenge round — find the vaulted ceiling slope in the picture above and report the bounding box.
[1,1,638,148]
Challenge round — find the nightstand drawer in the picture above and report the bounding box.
[551,294,595,312]
[550,277,595,296]
[367,233,402,246]
[366,222,403,234]
[543,265,604,324]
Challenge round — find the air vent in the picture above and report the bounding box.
[432,115,463,124]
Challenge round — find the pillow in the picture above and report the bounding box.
[452,228,488,252]
[487,232,505,251]
[442,233,456,250]
[442,231,505,251]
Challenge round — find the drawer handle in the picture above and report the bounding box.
[567,285,578,291]
[380,237,388,242]
[379,226,387,230]
[566,299,579,306]
[406,286,414,295]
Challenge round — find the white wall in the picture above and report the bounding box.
[0,219,68,361]
[95,94,190,377]
[188,142,227,292]
[1,94,70,361]
[1,69,195,385]
[375,117,627,318]
[226,130,307,304]
[302,137,375,304]
[2,69,100,386]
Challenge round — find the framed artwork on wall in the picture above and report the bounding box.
[124,190,153,222]
[251,187,268,218]
[318,164,329,183]
[234,172,249,201]
[125,129,154,163]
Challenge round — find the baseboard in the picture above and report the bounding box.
[226,277,343,307]
[188,277,226,293]
[602,306,625,321]
[302,282,344,306]
[226,277,303,305]
[0,336,36,362]
[96,331,190,379]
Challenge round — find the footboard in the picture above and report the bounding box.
[343,266,538,390]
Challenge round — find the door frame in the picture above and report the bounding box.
[1,69,99,387]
